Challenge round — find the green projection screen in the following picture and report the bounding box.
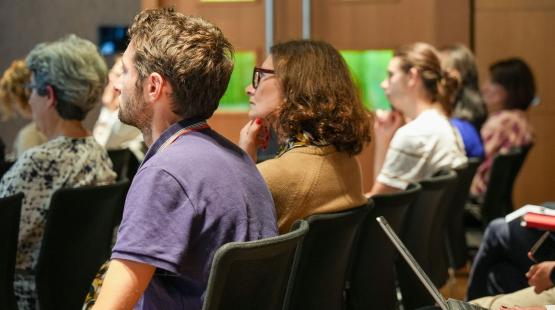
[218,51,255,111]
[217,50,393,112]
[340,50,393,111]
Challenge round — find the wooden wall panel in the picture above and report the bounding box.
[476,3,555,206]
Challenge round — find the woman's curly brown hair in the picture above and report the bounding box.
[271,40,372,156]
[0,60,31,121]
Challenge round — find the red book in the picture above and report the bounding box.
[523,213,555,230]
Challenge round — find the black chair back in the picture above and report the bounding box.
[202,220,308,310]
[445,157,482,269]
[284,205,369,310]
[347,184,422,310]
[0,193,23,310]
[35,180,129,310]
[0,160,15,179]
[397,170,457,310]
[481,144,533,224]
[107,148,140,182]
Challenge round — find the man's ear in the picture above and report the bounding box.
[145,73,165,102]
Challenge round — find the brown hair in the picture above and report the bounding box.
[0,60,31,121]
[129,8,234,120]
[439,44,487,129]
[489,57,536,111]
[395,42,458,115]
[270,40,372,156]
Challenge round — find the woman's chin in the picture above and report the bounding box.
[248,110,262,120]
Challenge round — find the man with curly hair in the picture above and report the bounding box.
[92,8,277,310]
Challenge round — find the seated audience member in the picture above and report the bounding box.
[239,40,372,233]
[93,56,144,160]
[367,42,467,197]
[92,9,277,310]
[0,34,117,309]
[470,259,555,310]
[467,218,547,299]
[470,58,535,199]
[439,44,487,158]
[0,59,47,157]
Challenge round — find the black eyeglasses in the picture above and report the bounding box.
[252,67,275,89]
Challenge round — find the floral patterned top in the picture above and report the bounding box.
[0,136,116,309]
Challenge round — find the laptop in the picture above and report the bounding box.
[376,216,487,310]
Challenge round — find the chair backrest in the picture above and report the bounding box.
[0,193,23,310]
[0,160,14,179]
[397,170,457,310]
[347,184,422,310]
[35,180,129,310]
[107,148,140,182]
[284,205,369,310]
[202,220,309,310]
[445,157,482,269]
[482,144,533,224]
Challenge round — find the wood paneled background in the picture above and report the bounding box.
[1,0,552,206]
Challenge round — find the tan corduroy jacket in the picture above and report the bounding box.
[257,145,367,233]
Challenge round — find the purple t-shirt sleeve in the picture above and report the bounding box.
[111,166,195,274]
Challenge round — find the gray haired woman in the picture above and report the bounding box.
[0,34,116,310]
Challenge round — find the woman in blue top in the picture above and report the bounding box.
[439,44,487,159]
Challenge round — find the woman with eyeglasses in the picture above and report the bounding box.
[239,40,372,233]
[0,34,116,309]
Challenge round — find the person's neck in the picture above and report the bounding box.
[142,110,182,147]
[401,97,434,120]
[45,119,89,140]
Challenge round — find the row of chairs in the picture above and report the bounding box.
[203,168,463,310]
[0,180,129,310]
[204,145,532,310]
[0,164,477,310]
[0,145,531,310]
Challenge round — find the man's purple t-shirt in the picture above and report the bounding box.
[111,118,278,310]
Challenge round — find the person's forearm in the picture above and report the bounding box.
[92,259,155,310]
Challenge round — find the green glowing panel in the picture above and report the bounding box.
[218,51,255,111]
[340,50,393,111]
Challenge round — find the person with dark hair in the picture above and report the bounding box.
[470,57,535,199]
[0,34,116,309]
[465,58,537,304]
[367,42,467,197]
[239,39,372,233]
[439,44,487,158]
[92,8,276,310]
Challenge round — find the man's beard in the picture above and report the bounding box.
[118,89,152,143]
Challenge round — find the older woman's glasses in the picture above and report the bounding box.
[252,67,275,89]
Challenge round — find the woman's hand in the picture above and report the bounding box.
[526,261,555,294]
[239,118,269,162]
[374,109,405,143]
[372,109,405,180]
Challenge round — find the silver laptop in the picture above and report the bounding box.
[376,216,487,310]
